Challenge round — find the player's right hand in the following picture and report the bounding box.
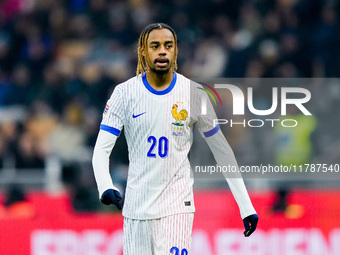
[100,189,123,210]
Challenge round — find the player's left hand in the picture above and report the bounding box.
[243,213,258,237]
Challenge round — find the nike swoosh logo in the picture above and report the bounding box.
[132,112,146,118]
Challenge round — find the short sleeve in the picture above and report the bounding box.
[100,86,125,136]
[191,82,220,138]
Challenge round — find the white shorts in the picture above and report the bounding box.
[123,213,194,255]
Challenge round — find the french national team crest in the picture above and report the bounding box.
[172,102,188,136]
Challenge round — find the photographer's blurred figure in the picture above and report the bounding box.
[0,185,35,218]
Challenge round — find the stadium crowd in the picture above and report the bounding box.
[0,0,339,209]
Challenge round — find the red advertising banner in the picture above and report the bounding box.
[1,190,339,255]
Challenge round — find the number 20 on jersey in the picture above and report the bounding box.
[147,136,168,158]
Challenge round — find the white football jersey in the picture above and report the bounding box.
[101,72,219,219]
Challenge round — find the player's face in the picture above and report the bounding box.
[144,29,176,74]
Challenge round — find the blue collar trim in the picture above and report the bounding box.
[142,72,177,95]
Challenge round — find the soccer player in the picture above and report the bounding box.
[92,23,258,254]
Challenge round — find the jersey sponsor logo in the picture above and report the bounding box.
[184,201,191,206]
[172,102,187,136]
[103,104,109,115]
[132,112,146,118]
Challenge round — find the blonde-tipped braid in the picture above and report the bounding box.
[136,23,178,76]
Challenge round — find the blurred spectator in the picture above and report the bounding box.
[0,121,18,167]
[274,105,317,167]
[5,64,35,105]
[185,38,227,78]
[47,102,87,162]
[107,1,135,44]
[14,131,45,169]
[313,6,340,77]
[0,134,6,169]
[271,105,318,214]
[83,107,101,147]
[279,33,309,76]
[258,39,280,77]
[88,0,109,34]
[0,34,11,73]
[36,63,67,114]
[0,69,11,106]
[21,23,52,80]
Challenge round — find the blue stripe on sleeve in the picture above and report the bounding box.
[100,124,121,136]
[203,124,220,137]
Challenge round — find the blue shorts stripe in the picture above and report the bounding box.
[100,124,121,136]
[203,124,220,137]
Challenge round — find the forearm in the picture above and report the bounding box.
[204,130,256,219]
[92,130,119,197]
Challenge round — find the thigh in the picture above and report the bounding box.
[152,213,194,255]
[123,217,152,255]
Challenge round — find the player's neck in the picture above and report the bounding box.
[146,70,174,91]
